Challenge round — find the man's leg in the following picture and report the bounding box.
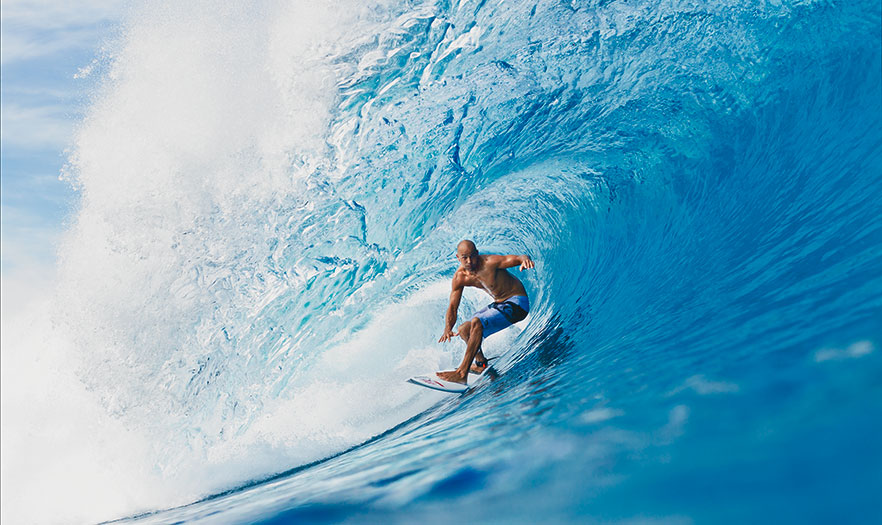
[457,320,487,370]
[437,318,484,384]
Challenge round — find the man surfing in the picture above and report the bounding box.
[436,239,535,385]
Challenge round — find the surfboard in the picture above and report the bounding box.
[407,375,470,393]
[407,358,497,394]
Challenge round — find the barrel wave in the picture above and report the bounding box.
[51,0,882,523]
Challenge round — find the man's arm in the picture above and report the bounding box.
[487,254,535,271]
[439,280,464,342]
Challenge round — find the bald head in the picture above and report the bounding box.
[457,239,476,253]
[456,239,480,270]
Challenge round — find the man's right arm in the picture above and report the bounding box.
[439,279,464,342]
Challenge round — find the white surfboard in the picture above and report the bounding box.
[407,359,497,394]
[407,374,470,393]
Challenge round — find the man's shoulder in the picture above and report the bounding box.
[482,254,503,267]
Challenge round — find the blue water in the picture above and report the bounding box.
[56,0,881,523]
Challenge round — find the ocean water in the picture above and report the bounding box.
[6,0,881,523]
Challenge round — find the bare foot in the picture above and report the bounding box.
[436,370,467,384]
[470,360,488,374]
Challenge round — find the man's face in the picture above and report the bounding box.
[457,247,479,271]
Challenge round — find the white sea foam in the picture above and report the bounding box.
[1,287,182,524]
[580,407,625,424]
[2,2,457,523]
[2,272,469,524]
[813,340,875,363]
[667,374,740,396]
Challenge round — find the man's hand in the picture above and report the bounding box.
[439,330,457,343]
[520,255,535,271]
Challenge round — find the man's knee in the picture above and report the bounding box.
[469,317,483,336]
[458,318,483,340]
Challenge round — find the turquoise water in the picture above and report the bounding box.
[55,0,881,523]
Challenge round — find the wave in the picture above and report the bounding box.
[4,0,880,522]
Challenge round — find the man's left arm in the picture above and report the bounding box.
[492,254,535,271]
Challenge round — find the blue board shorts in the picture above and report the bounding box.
[472,295,530,338]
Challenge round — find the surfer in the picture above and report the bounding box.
[437,239,534,384]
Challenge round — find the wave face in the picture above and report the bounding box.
[55,0,880,522]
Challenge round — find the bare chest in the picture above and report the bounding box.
[460,268,503,293]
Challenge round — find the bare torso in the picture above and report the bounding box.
[454,255,528,302]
